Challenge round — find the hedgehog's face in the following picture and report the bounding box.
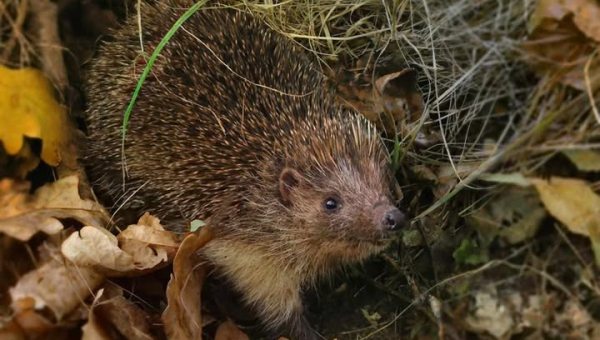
[278,159,406,258]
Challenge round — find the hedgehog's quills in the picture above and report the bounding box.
[84,1,406,339]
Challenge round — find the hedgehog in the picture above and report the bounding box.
[83,1,406,339]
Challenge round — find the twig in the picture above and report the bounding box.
[584,48,600,125]
[29,0,68,89]
[1,0,29,62]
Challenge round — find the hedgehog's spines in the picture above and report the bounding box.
[84,3,396,340]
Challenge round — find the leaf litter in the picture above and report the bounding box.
[2,0,600,339]
[0,175,109,241]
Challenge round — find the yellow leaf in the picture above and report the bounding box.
[0,66,68,166]
[563,149,600,172]
[530,177,600,264]
[530,177,600,236]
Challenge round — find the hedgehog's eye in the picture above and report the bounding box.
[323,197,340,212]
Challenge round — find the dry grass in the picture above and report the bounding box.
[233,0,599,213]
[2,0,599,338]
[226,0,600,337]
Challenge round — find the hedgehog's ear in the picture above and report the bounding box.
[279,167,302,206]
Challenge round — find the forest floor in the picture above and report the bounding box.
[1,0,600,339]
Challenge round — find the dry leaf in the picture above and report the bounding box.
[117,213,181,265]
[82,289,113,340]
[563,149,600,172]
[530,177,600,236]
[214,321,250,340]
[465,287,515,339]
[0,66,70,166]
[162,228,213,340]
[0,176,109,241]
[81,286,155,340]
[553,300,597,338]
[433,163,480,200]
[530,177,600,264]
[11,309,54,338]
[524,0,600,90]
[62,217,175,276]
[331,65,425,137]
[10,252,105,322]
[467,187,545,246]
[61,226,138,274]
[0,318,27,340]
[530,0,600,41]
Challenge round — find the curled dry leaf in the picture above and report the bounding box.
[0,175,109,241]
[163,227,213,340]
[81,285,154,340]
[10,251,104,323]
[330,65,425,138]
[214,321,250,340]
[525,0,600,90]
[117,212,181,265]
[62,226,139,274]
[530,0,600,41]
[530,177,600,264]
[62,213,177,276]
[0,66,70,166]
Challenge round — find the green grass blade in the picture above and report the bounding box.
[121,0,210,144]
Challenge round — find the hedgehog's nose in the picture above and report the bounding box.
[383,208,406,231]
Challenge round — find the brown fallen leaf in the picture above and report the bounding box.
[11,309,54,339]
[524,0,600,90]
[530,177,600,264]
[82,289,113,340]
[0,318,27,340]
[162,227,213,340]
[61,226,138,274]
[10,250,105,322]
[62,214,177,276]
[214,321,250,340]
[529,0,600,42]
[433,163,480,200]
[329,63,425,138]
[0,175,109,241]
[81,285,155,340]
[374,69,424,124]
[117,212,181,265]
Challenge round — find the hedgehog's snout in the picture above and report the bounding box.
[383,208,406,231]
[373,204,407,234]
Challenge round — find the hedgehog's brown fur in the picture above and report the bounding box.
[84,1,404,339]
